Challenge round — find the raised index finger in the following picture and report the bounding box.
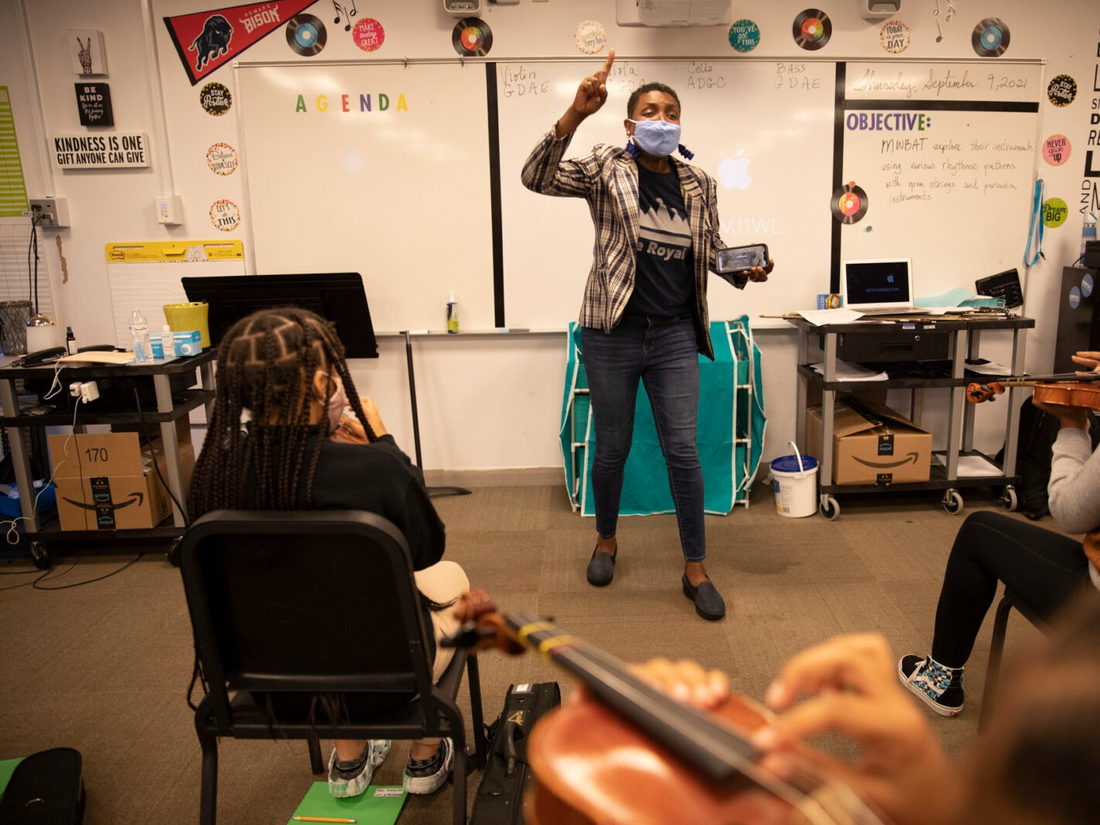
[597,48,616,81]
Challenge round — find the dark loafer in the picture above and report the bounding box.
[682,574,725,621]
[586,548,616,587]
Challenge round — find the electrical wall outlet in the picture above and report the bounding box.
[156,194,182,225]
[29,197,71,227]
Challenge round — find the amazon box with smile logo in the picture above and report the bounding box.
[806,399,931,486]
[48,432,194,531]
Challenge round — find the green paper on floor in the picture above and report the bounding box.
[287,782,406,824]
[0,758,24,797]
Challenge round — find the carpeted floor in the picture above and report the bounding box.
[0,481,1049,823]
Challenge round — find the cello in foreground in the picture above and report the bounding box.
[446,593,887,825]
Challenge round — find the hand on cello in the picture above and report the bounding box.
[629,640,959,825]
[751,635,960,825]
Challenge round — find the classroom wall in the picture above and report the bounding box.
[2,0,1098,478]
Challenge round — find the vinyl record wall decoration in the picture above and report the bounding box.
[453,18,492,56]
[831,182,869,224]
[286,13,326,56]
[793,9,831,51]
[972,17,1010,57]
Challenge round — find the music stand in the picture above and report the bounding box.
[182,273,468,496]
[404,330,470,498]
[181,273,378,358]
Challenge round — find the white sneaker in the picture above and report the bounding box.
[327,739,391,798]
[898,654,964,717]
[402,738,454,795]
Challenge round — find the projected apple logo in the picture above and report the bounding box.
[718,149,752,190]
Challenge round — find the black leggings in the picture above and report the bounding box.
[932,511,1094,667]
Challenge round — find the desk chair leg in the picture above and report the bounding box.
[466,655,488,770]
[436,700,470,825]
[198,731,219,825]
[453,736,468,825]
[979,594,1014,734]
[308,733,324,775]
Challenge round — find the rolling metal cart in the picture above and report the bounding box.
[790,314,1034,519]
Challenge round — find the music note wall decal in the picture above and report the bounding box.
[332,0,358,31]
[933,0,957,43]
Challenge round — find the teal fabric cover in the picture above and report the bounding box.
[560,318,766,517]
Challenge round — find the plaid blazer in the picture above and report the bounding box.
[521,127,731,360]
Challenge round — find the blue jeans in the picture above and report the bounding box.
[581,316,705,563]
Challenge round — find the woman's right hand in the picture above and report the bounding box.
[572,50,615,117]
[556,50,615,137]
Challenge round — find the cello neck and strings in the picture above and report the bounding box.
[494,610,885,825]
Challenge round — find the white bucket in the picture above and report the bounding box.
[770,442,819,518]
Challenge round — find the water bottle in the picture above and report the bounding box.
[129,309,152,363]
[161,324,176,359]
[446,292,459,334]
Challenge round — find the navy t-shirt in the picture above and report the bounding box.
[625,163,694,318]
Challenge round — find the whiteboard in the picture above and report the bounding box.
[497,58,837,327]
[235,57,1042,332]
[838,61,1043,299]
[235,61,495,332]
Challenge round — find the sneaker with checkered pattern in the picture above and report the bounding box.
[898,654,964,717]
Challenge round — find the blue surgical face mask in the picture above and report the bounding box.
[630,119,682,158]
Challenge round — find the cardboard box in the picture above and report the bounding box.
[806,399,932,486]
[48,432,194,531]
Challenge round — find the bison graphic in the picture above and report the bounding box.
[190,15,233,73]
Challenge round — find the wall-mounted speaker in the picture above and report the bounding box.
[860,0,901,20]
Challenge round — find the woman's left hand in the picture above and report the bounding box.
[747,257,775,283]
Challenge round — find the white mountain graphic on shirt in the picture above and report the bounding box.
[639,198,690,247]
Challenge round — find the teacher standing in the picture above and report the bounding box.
[521,51,771,621]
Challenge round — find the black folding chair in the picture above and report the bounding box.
[180,510,487,824]
[979,586,1047,733]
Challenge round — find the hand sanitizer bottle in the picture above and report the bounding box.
[161,325,176,359]
[447,292,459,334]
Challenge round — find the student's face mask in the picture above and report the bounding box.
[629,119,682,158]
[319,372,348,430]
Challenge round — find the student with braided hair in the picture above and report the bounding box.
[189,307,465,799]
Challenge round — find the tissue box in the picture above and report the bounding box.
[151,330,203,358]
